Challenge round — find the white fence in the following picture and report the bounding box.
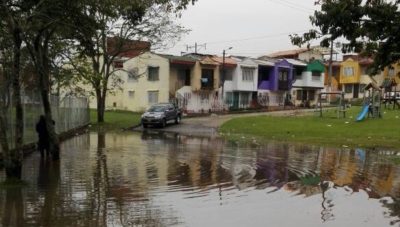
[0,91,90,151]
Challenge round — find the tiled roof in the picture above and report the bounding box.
[159,54,197,64]
[106,37,151,58]
[266,46,335,58]
[200,56,219,66]
[210,56,237,66]
[268,48,308,58]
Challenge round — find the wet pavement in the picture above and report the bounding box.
[133,108,317,137]
[1,132,400,226]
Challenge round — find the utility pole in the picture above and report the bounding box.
[221,47,232,100]
[329,38,333,93]
[186,43,206,54]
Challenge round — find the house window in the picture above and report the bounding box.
[128,91,135,99]
[148,66,159,81]
[224,72,233,81]
[312,71,321,80]
[344,84,353,93]
[148,91,159,104]
[344,67,354,76]
[259,67,270,81]
[201,69,214,89]
[278,70,288,81]
[242,67,254,81]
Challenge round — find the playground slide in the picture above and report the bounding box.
[356,104,369,122]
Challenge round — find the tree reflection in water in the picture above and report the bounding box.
[2,185,24,227]
[1,132,400,226]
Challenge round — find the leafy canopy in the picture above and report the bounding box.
[291,0,400,71]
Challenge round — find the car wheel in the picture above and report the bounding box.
[161,119,166,128]
[175,115,181,124]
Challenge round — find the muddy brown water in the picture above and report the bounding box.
[1,131,400,227]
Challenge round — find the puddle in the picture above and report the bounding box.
[1,132,400,226]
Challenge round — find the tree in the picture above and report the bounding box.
[68,0,195,123]
[0,29,12,158]
[291,0,400,73]
[0,1,25,179]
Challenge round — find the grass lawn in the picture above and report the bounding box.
[90,109,142,131]
[220,107,400,149]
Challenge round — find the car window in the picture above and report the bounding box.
[148,105,166,112]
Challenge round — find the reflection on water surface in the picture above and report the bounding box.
[1,131,400,226]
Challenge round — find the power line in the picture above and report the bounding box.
[279,0,316,11]
[266,0,315,14]
[204,30,309,46]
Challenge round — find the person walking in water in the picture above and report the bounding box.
[36,115,50,157]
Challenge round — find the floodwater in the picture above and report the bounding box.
[1,132,400,227]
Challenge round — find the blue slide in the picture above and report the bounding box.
[356,104,369,122]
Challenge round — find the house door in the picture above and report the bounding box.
[233,92,239,109]
[185,69,191,86]
[353,84,360,98]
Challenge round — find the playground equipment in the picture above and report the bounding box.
[383,90,400,110]
[381,78,399,110]
[356,83,382,121]
[317,92,346,118]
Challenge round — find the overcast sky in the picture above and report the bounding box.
[162,0,321,57]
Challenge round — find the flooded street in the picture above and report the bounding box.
[1,132,400,227]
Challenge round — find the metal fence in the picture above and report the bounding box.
[0,90,90,152]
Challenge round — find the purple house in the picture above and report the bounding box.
[258,59,293,91]
[256,58,294,106]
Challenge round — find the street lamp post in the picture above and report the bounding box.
[221,47,232,101]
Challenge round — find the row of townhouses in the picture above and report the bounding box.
[78,40,400,113]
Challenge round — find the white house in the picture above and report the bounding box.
[223,57,258,109]
[291,59,325,107]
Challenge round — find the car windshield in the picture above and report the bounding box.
[147,105,166,112]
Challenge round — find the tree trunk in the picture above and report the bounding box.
[96,89,105,123]
[35,40,60,160]
[4,28,23,179]
[40,87,60,160]
[0,110,10,160]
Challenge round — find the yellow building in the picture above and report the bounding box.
[173,54,224,113]
[105,52,171,112]
[339,55,382,99]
